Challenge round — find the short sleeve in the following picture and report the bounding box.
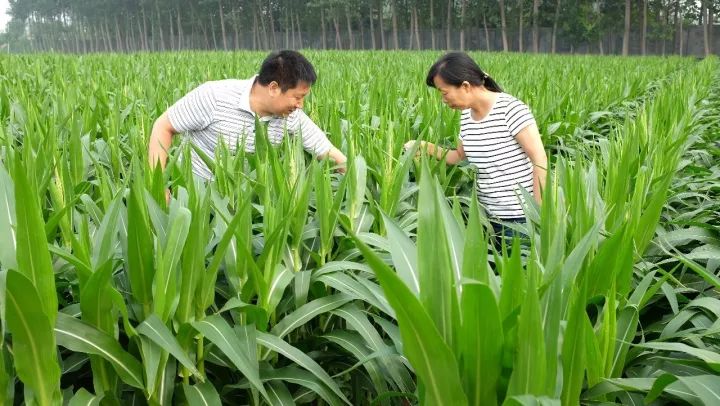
[167,83,217,132]
[505,99,536,137]
[288,110,333,157]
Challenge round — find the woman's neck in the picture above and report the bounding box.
[468,87,499,121]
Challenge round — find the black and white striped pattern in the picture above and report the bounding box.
[167,76,332,180]
[460,93,536,219]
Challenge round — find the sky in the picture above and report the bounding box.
[0,0,8,34]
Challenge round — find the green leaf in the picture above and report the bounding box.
[270,294,352,339]
[0,340,14,405]
[434,181,465,290]
[331,303,414,394]
[256,331,352,405]
[202,196,255,310]
[417,160,459,349]
[177,182,212,323]
[461,194,492,285]
[78,257,120,395]
[611,306,639,377]
[68,388,102,406]
[0,163,17,270]
[294,270,312,308]
[182,382,222,406]
[644,373,678,404]
[507,267,547,397]
[381,211,420,295]
[191,315,268,400]
[323,330,389,394]
[584,377,699,405]
[264,265,294,315]
[136,314,202,381]
[561,285,587,405]
[503,395,561,406]
[90,193,122,270]
[313,261,373,279]
[316,273,394,317]
[675,254,720,290]
[687,244,720,262]
[676,375,720,405]
[460,282,503,406]
[126,172,155,312]
[55,313,144,389]
[635,342,720,372]
[153,204,191,321]
[13,158,57,321]
[259,366,345,406]
[265,381,295,406]
[159,358,177,405]
[351,231,467,405]
[139,336,162,397]
[5,270,61,406]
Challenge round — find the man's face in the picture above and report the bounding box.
[268,81,311,116]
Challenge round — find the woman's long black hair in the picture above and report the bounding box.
[426,52,503,92]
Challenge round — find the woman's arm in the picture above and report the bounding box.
[515,123,547,204]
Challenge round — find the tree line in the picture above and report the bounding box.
[2,0,718,55]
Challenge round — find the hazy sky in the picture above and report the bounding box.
[0,0,8,33]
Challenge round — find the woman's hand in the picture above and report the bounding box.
[403,140,424,155]
[404,140,465,165]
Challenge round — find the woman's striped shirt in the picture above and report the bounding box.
[459,93,536,219]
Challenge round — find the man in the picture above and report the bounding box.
[148,50,347,187]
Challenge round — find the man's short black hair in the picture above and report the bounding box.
[258,50,317,92]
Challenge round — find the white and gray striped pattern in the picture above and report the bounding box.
[459,93,536,219]
[167,76,332,180]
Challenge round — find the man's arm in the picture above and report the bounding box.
[294,110,346,172]
[148,112,177,171]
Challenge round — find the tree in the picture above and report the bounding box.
[532,0,540,52]
[551,0,561,53]
[499,0,509,51]
[446,0,453,49]
[641,0,647,55]
[460,0,467,50]
[622,0,631,55]
[702,0,710,56]
[4,0,716,54]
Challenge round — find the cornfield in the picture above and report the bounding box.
[0,51,718,405]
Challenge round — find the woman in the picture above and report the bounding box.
[405,52,547,242]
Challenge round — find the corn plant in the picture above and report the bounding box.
[0,51,717,405]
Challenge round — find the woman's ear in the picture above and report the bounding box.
[461,81,471,92]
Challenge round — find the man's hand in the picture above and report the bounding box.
[326,146,347,173]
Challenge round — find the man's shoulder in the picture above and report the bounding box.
[198,78,254,108]
[203,78,251,92]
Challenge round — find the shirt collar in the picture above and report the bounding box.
[239,74,273,122]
